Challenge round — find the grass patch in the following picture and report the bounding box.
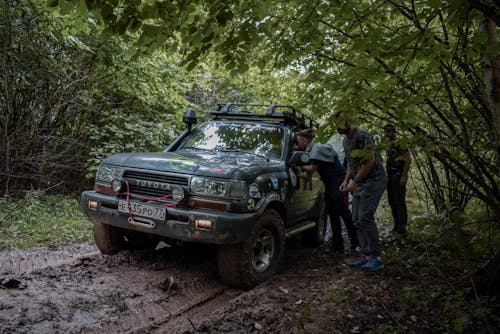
[0,191,92,250]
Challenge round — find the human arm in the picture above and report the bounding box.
[344,150,375,192]
[340,165,352,192]
[302,164,318,173]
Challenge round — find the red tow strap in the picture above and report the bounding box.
[122,180,178,221]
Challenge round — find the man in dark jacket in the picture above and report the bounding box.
[295,129,359,254]
[383,124,411,235]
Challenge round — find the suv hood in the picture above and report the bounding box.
[103,151,279,178]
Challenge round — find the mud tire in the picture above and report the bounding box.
[93,222,124,255]
[123,231,159,250]
[301,198,327,247]
[217,209,285,289]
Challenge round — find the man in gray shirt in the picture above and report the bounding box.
[335,111,386,270]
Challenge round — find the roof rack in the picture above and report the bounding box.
[211,103,316,129]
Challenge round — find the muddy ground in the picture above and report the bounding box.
[0,236,462,333]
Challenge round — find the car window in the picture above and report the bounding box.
[181,122,284,159]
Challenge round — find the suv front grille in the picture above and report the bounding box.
[123,170,189,198]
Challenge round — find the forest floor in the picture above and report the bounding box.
[0,232,498,334]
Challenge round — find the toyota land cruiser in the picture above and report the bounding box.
[80,103,326,289]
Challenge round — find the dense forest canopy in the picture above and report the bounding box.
[0,0,498,220]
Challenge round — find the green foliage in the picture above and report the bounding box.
[1,0,96,194]
[378,214,500,333]
[410,201,499,263]
[0,193,92,250]
[22,0,500,221]
[296,299,315,331]
[1,0,192,193]
[45,0,498,217]
[79,49,191,178]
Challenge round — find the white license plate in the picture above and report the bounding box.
[118,200,166,220]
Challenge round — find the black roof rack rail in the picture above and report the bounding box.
[212,103,316,129]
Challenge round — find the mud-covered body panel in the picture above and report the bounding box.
[102,151,284,180]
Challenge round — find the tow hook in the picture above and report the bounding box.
[127,217,157,229]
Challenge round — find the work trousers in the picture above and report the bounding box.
[325,190,358,250]
[387,175,408,233]
[351,175,386,257]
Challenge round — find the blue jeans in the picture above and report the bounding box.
[351,175,386,257]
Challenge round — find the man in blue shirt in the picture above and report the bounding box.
[295,129,359,254]
[335,112,386,271]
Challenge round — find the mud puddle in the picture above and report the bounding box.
[0,242,242,333]
[1,239,374,334]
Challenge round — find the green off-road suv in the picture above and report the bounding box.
[81,103,326,289]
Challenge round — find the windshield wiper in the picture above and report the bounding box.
[219,149,270,161]
[182,147,213,152]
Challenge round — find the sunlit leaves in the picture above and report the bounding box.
[42,0,500,214]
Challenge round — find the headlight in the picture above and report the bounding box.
[96,165,124,183]
[190,177,247,199]
[111,178,124,193]
[171,186,185,201]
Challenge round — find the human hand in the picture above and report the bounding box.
[345,180,357,192]
[339,180,348,192]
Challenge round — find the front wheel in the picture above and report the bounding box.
[217,209,285,289]
[93,222,125,255]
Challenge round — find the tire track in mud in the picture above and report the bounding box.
[87,284,234,334]
[0,243,243,334]
[0,242,99,275]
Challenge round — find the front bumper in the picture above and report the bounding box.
[80,191,258,245]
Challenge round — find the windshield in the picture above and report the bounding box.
[181,122,284,159]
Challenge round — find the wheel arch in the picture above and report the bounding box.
[266,200,286,222]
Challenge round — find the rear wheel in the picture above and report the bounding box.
[93,222,125,255]
[301,198,327,247]
[217,209,285,289]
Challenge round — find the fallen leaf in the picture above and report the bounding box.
[279,286,289,294]
[295,299,303,305]
[255,322,262,330]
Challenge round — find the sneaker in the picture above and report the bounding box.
[362,257,384,271]
[347,256,368,267]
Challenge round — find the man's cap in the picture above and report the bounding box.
[383,124,396,131]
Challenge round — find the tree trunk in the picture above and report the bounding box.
[481,18,500,164]
[480,17,500,219]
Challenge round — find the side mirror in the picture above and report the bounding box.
[288,151,310,166]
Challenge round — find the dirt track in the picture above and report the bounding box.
[1,237,440,334]
[0,237,355,334]
[0,241,244,333]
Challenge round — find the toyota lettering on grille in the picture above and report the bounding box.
[132,179,172,191]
